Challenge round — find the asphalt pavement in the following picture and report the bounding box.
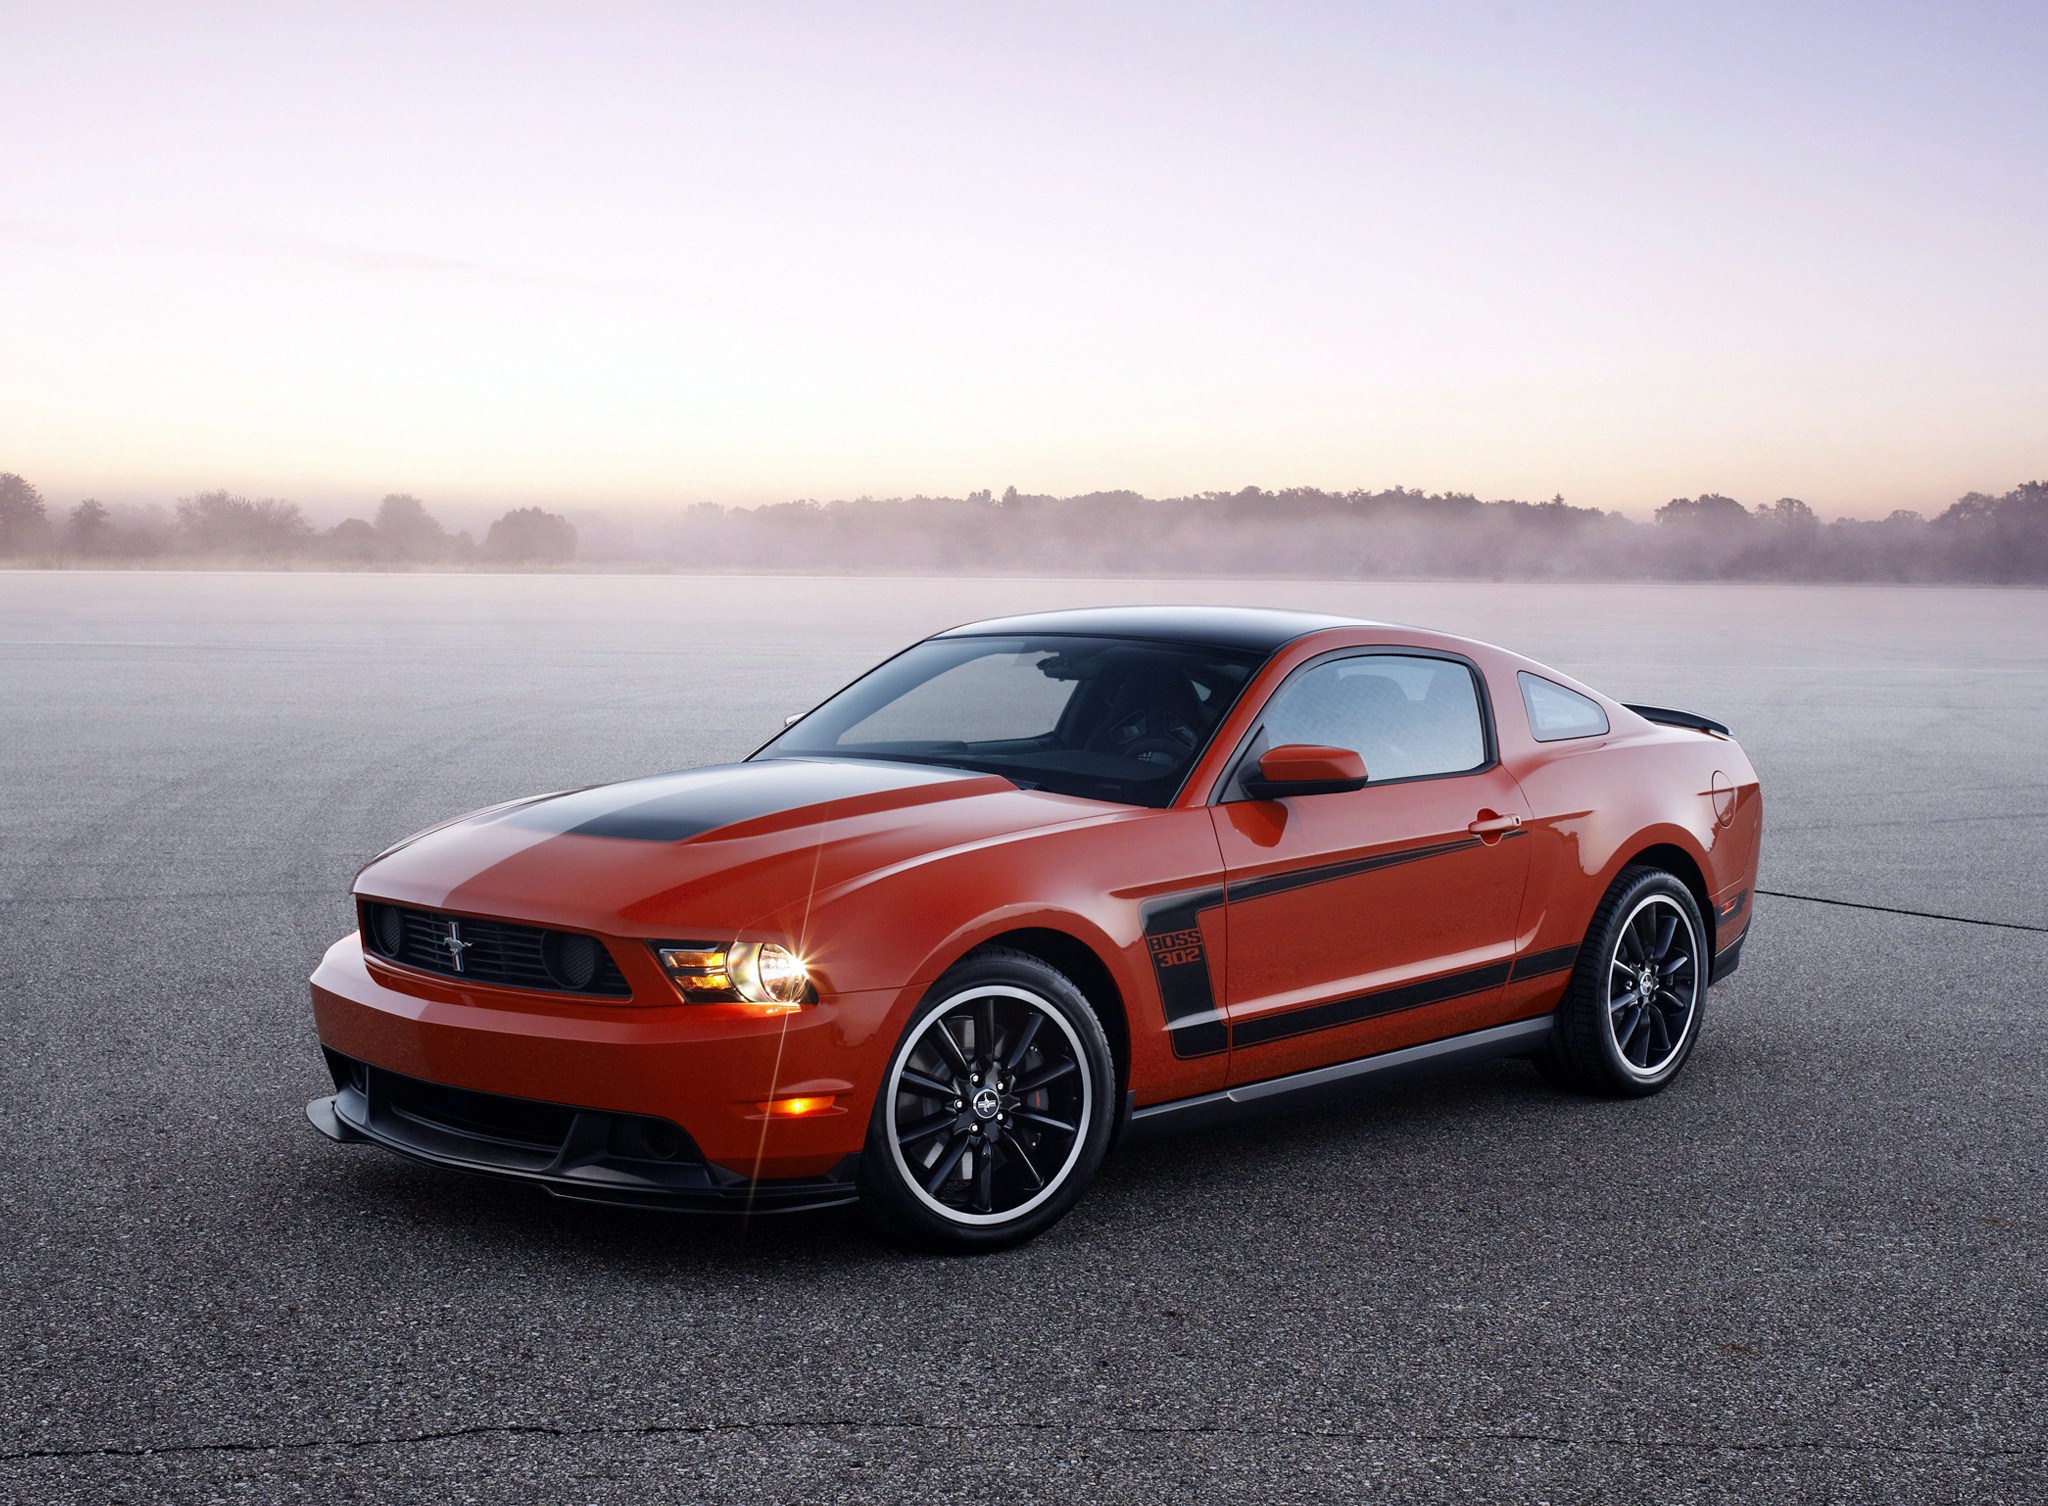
[2,571,2042,1504]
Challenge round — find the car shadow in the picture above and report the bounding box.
[1104,1054,1568,1185]
[298,1054,1588,1270]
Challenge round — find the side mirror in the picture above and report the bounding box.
[1241,743,1369,800]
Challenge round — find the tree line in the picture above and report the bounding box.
[616,481,2048,583]
[2,472,2044,582]
[0,479,576,566]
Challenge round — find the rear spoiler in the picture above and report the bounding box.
[1624,703,1731,738]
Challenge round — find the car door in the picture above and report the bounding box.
[1214,650,1532,1085]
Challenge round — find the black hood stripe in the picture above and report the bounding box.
[499,758,988,844]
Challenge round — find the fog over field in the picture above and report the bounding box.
[5,474,2047,584]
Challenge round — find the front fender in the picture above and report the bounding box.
[793,806,1232,1105]
[900,902,1143,1003]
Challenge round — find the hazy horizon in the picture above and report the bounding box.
[6,2,2046,519]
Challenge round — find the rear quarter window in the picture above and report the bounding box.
[1519,672,1610,742]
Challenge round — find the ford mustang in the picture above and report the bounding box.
[307,606,1761,1250]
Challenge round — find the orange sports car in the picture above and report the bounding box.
[307,607,1761,1250]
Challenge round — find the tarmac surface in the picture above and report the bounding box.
[2,572,2043,1504]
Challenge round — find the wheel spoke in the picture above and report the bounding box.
[1655,989,1692,1038]
[1016,1108,1077,1136]
[899,1067,957,1100]
[976,996,997,1065]
[1645,1006,1671,1060]
[923,1131,970,1193]
[1620,919,1648,963]
[1002,1011,1044,1071]
[897,1111,956,1147]
[972,1146,994,1213]
[1615,1004,1644,1050]
[1659,952,1691,980]
[1003,1134,1046,1190]
[1653,914,1679,961]
[929,1018,974,1079]
[1016,1058,1077,1094]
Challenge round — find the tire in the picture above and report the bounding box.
[857,948,1117,1253]
[1542,865,1708,1097]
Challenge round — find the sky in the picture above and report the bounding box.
[3,1,2044,520]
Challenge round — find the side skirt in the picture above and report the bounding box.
[1125,1015,1557,1139]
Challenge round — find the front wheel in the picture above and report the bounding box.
[858,949,1116,1252]
[1541,866,1707,1097]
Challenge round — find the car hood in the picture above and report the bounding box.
[354,757,1133,938]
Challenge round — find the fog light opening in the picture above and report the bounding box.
[607,1117,686,1161]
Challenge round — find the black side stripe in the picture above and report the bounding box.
[1227,835,1486,904]
[1508,944,1578,981]
[1231,960,1514,1049]
[1137,826,1543,1060]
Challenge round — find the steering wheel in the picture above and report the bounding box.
[1088,708,1200,766]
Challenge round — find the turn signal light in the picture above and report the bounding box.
[759,1094,837,1118]
[656,946,735,998]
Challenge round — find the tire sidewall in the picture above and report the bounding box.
[858,951,1117,1252]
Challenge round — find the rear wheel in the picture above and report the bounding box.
[858,949,1116,1252]
[1541,866,1707,1097]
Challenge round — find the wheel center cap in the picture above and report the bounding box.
[971,1087,1002,1120]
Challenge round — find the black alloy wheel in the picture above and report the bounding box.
[1605,892,1701,1077]
[859,948,1116,1252]
[1540,865,1709,1097]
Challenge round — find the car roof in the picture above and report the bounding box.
[934,605,1372,653]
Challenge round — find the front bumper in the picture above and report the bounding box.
[308,1051,859,1213]
[309,933,900,1183]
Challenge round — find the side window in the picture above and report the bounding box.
[1256,655,1488,782]
[1518,672,1610,742]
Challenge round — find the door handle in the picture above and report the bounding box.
[1467,811,1522,839]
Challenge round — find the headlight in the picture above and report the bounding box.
[731,941,810,1005]
[655,941,810,1009]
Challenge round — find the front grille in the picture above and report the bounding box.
[360,901,632,997]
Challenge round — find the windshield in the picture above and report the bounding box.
[755,634,1267,807]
